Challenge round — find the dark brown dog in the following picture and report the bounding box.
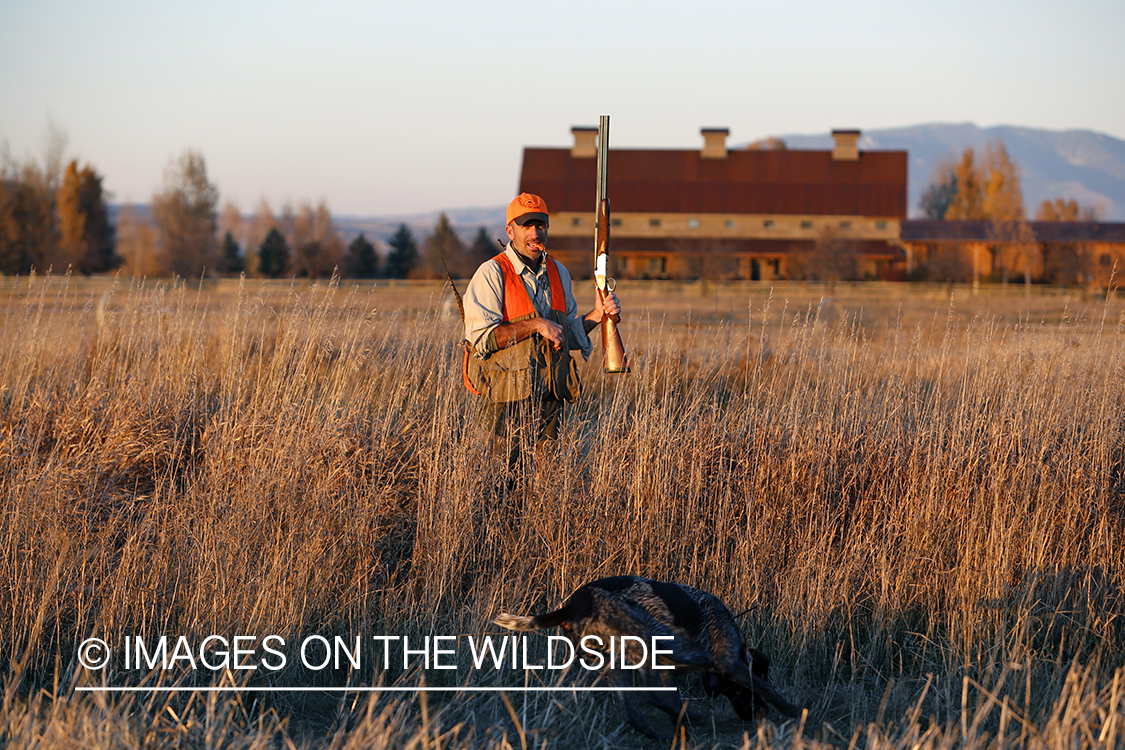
[494,576,801,739]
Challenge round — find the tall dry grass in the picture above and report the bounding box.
[1,274,1123,749]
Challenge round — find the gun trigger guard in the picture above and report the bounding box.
[605,278,616,294]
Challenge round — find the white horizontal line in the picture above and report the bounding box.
[76,686,676,693]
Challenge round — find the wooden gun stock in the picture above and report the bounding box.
[594,115,629,374]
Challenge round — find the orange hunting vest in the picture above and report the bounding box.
[462,252,580,403]
[494,252,566,322]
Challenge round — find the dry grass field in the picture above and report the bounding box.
[2,273,1123,749]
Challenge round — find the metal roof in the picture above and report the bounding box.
[519,147,909,217]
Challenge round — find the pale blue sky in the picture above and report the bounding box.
[2,0,1122,216]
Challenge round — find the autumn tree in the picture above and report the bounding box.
[342,234,378,278]
[0,166,19,273]
[116,205,160,278]
[0,164,40,274]
[919,141,1028,283]
[55,160,117,274]
[0,130,112,275]
[981,142,1023,222]
[276,203,296,252]
[980,142,1025,280]
[421,213,465,278]
[923,142,1023,224]
[944,148,985,220]
[384,224,419,279]
[244,199,276,277]
[0,126,72,274]
[0,161,56,273]
[1035,198,1101,222]
[55,161,86,269]
[290,202,343,278]
[152,151,219,277]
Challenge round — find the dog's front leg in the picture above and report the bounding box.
[605,667,669,740]
[643,669,706,726]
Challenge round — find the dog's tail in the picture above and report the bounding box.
[493,613,536,631]
[494,606,570,632]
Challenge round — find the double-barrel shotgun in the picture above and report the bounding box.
[594,114,629,374]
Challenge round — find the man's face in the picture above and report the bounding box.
[506,218,548,261]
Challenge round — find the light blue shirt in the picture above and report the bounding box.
[462,244,593,361]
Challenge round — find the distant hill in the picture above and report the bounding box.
[769,123,1125,220]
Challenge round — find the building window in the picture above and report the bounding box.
[687,218,700,228]
[1101,254,1112,267]
[572,217,584,227]
[648,257,666,274]
[649,218,661,228]
[724,219,737,229]
[839,220,851,229]
[611,218,622,227]
[801,220,813,229]
[763,219,774,228]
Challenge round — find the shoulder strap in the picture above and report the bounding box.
[493,252,536,321]
[544,257,566,314]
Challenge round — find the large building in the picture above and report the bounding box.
[900,220,1125,287]
[518,127,909,281]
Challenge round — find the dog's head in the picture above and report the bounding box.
[703,648,771,721]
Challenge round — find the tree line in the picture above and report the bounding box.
[1,137,498,280]
[1,130,117,275]
[914,141,1104,285]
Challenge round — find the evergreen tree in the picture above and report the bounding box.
[919,172,958,220]
[220,231,243,274]
[343,233,378,278]
[422,213,466,278]
[258,227,289,277]
[384,224,418,279]
[467,226,496,272]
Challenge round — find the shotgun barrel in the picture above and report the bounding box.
[594,115,629,374]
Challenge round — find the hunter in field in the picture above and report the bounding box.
[460,192,621,444]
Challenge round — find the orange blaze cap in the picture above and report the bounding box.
[506,193,549,226]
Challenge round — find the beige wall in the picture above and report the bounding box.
[551,211,899,242]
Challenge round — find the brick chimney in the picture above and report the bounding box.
[701,128,730,159]
[831,129,860,161]
[571,126,597,158]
